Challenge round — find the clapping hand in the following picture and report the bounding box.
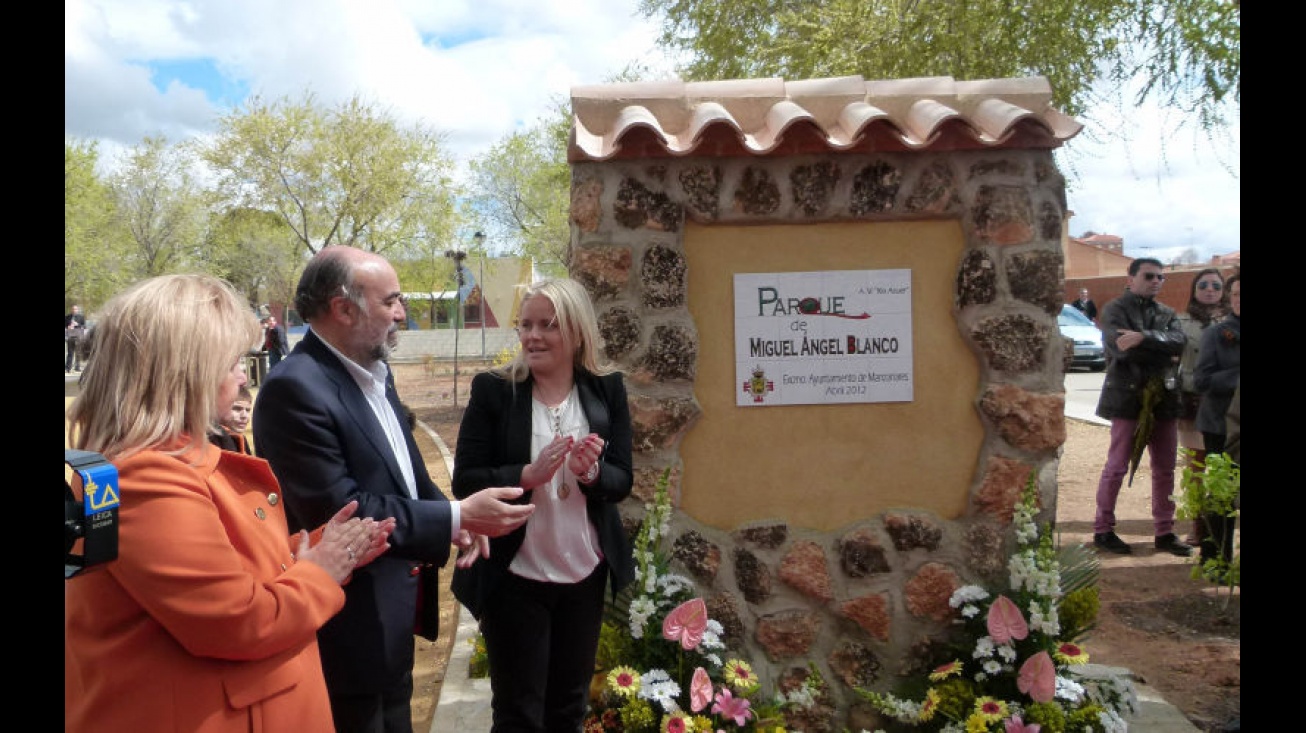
[297,500,396,584]
[566,433,605,485]
[522,435,573,490]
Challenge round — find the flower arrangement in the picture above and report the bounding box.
[856,472,1139,733]
[585,468,823,732]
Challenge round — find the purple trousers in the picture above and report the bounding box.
[1094,417,1179,536]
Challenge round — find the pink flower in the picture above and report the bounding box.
[986,594,1029,645]
[690,666,714,712]
[1017,650,1056,703]
[1004,714,1042,733]
[711,687,754,726]
[662,597,709,650]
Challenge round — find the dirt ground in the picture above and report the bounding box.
[396,363,1240,733]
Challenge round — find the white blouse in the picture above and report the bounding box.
[509,385,603,584]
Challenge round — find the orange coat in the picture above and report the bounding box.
[65,444,345,733]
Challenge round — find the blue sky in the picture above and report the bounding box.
[65,0,1239,263]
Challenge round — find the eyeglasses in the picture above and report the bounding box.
[514,318,559,336]
[1141,272,1166,282]
[1196,281,1223,291]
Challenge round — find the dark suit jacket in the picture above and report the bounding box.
[252,330,454,694]
[450,369,636,619]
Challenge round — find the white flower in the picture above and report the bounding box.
[638,669,682,712]
[1098,709,1129,733]
[982,659,1004,675]
[972,636,995,658]
[658,573,695,598]
[628,596,656,638]
[1054,675,1086,703]
[949,585,990,607]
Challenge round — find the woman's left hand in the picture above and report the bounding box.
[567,433,605,484]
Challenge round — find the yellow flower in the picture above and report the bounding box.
[724,659,758,691]
[965,713,992,733]
[919,688,940,721]
[1054,641,1090,665]
[607,666,640,698]
[973,696,1009,722]
[929,660,963,681]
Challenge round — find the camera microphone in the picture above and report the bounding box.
[65,449,119,579]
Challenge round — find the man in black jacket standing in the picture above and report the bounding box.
[65,304,87,373]
[1071,288,1098,321]
[1091,258,1193,557]
[254,245,534,733]
[262,315,289,368]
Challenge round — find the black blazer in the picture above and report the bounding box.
[252,330,455,693]
[451,368,636,619]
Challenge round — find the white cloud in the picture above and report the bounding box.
[66,0,1238,261]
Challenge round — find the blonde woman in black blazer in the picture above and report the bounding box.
[452,278,635,733]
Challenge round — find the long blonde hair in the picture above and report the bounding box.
[493,278,613,382]
[67,274,262,461]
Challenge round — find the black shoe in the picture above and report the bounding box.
[1093,532,1132,554]
[1154,533,1195,557]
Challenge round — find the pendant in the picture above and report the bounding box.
[558,480,571,500]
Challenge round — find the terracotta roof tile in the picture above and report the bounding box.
[569,74,1082,162]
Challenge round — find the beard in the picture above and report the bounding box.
[368,325,400,362]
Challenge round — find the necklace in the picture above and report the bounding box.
[542,389,573,500]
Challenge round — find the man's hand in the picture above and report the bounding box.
[1115,328,1144,351]
[454,530,490,568]
[458,486,534,537]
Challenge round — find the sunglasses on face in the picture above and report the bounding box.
[1141,272,1165,282]
[1197,281,1223,291]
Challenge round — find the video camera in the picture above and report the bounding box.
[65,449,119,579]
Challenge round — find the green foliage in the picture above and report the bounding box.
[467,633,489,679]
[1057,586,1100,644]
[109,135,209,278]
[204,207,303,310]
[203,91,462,259]
[1054,540,1101,642]
[65,139,132,308]
[466,100,571,275]
[1128,374,1165,487]
[638,0,1238,141]
[1177,449,1240,598]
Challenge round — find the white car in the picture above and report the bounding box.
[1059,304,1106,371]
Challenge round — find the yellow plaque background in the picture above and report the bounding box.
[679,220,983,531]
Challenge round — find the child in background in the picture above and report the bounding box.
[211,385,254,455]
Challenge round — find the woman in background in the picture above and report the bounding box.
[451,277,635,732]
[1194,271,1240,564]
[65,274,395,733]
[1173,267,1228,544]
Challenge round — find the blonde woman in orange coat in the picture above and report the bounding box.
[65,274,397,733]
